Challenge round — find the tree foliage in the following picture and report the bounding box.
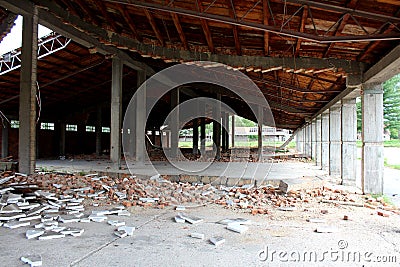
[357,74,400,138]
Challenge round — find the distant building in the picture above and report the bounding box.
[233,126,291,142]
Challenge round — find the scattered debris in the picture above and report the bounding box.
[343,215,349,220]
[174,215,185,223]
[190,232,205,239]
[307,218,326,223]
[226,224,248,234]
[21,255,42,267]
[178,213,203,224]
[315,226,338,233]
[217,218,251,225]
[210,236,225,246]
[26,229,44,239]
[38,231,65,240]
[108,220,125,227]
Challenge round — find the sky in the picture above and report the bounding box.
[0,15,53,55]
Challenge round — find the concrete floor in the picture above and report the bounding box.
[1,204,399,266]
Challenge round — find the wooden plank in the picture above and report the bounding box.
[196,0,214,52]
[96,1,119,32]
[294,6,308,57]
[169,1,188,50]
[73,0,100,25]
[226,0,241,55]
[117,6,141,41]
[262,0,269,56]
[143,8,165,46]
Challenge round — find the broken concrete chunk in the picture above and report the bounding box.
[117,226,135,236]
[18,203,40,210]
[0,204,22,213]
[178,213,203,224]
[210,236,225,246]
[174,215,185,223]
[190,232,205,239]
[19,215,42,222]
[175,206,186,211]
[315,226,338,233]
[114,230,128,238]
[38,231,65,240]
[0,212,26,221]
[26,206,48,217]
[139,197,159,203]
[21,255,42,267]
[79,217,91,223]
[60,227,84,236]
[26,229,45,239]
[58,215,80,224]
[218,218,252,225]
[279,177,324,193]
[88,214,107,222]
[227,224,248,234]
[108,220,125,227]
[6,193,22,203]
[4,220,30,229]
[117,210,130,217]
[114,192,127,199]
[307,218,327,223]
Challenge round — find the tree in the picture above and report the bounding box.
[234,116,256,127]
[383,74,400,138]
[357,74,400,139]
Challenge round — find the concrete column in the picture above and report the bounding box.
[110,58,123,168]
[95,106,102,156]
[1,124,9,158]
[136,70,146,162]
[329,103,341,177]
[193,119,199,154]
[295,128,302,153]
[362,84,384,194]
[221,112,226,152]
[258,106,263,161]
[315,115,322,168]
[212,94,221,159]
[304,124,310,157]
[200,117,206,154]
[19,8,38,174]
[59,122,65,157]
[321,112,330,172]
[225,113,230,150]
[170,88,179,158]
[341,98,357,186]
[311,120,316,160]
[231,115,235,148]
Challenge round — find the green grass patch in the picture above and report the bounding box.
[384,157,400,170]
[370,193,394,206]
[357,139,400,148]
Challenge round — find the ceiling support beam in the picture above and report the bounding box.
[118,6,141,41]
[226,0,241,55]
[294,6,307,57]
[96,0,118,32]
[0,0,155,75]
[196,0,214,52]
[169,2,188,50]
[262,0,270,56]
[143,8,165,46]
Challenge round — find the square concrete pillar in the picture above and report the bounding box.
[95,106,102,156]
[231,115,235,148]
[200,102,206,154]
[305,124,311,157]
[329,103,341,177]
[136,70,146,162]
[311,120,316,160]
[1,124,9,158]
[170,88,180,158]
[296,128,303,153]
[212,94,221,160]
[258,106,263,161]
[362,84,384,194]
[341,98,357,186]
[321,112,330,172]
[315,115,322,168]
[19,8,38,174]
[192,119,199,155]
[110,57,123,168]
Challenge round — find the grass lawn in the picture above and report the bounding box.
[356,139,400,148]
[384,158,400,170]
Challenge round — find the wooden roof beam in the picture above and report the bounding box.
[262,0,270,56]
[58,0,79,16]
[169,1,188,50]
[226,0,241,55]
[73,0,100,25]
[117,6,141,41]
[95,1,119,32]
[143,8,165,46]
[196,0,214,53]
[294,6,308,57]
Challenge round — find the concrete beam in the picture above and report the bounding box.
[329,103,341,177]
[364,44,400,84]
[341,98,357,186]
[18,7,38,174]
[110,57,123,168]
[0,0,155,75]
[362,83,384,194]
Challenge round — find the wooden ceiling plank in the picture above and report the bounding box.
[117,6,141,41]
[263,0,270,56]
[294,6,308,57]
[196,0,214,53]
[226,0,241,55]
[59,0,79,16]
[73,0,100,25]
[143,8,165,46]
[96,1,119,32]
[358,24,396,61]
[169,1,188,50]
